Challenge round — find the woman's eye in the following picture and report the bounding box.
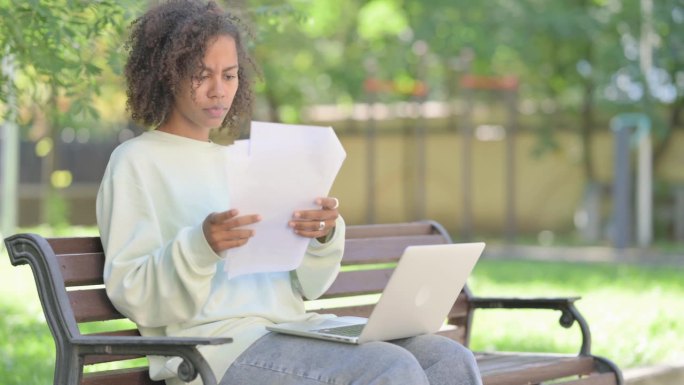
[224,74,236,80]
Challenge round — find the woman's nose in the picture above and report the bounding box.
[210,77,225,99]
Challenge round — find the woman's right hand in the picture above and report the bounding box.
[202,209,261,253]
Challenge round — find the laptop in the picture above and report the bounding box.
[266,242,485,344]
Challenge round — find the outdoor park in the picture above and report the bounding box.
[1,0,684,384]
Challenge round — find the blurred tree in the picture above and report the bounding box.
[504,0,608,182]
[641,0,684,165]
[245,0,368,122]
[0,0,136,225]
[0,0,679,234]
[4,0,678,215]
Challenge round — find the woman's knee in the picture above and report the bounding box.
[355,341,430,384]
[395,335,471,360]
[393,335,481,383]
[431,335,477,364]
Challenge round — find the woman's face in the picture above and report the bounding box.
[165,34,239,140]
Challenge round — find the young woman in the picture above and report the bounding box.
[97,1,482,384]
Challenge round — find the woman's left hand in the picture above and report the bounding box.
[289,197,339,239]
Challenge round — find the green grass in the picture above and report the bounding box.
[2,234,684,385]
[467,259,684,367]
[0,302,55,384]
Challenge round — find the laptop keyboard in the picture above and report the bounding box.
[315,324,364,337]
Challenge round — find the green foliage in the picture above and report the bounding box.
[45,193,70,229]
[0,303,55,385]
[5,1,678,142]
[1,1,681,197]
[242,0,682,176]
[0,0,139,126]
[357,0,408,41]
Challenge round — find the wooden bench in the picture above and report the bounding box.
[4,221,623,385]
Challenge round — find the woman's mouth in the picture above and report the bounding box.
[204,107,227,119]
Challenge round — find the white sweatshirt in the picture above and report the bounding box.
[96,130,345,384]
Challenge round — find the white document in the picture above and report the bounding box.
[222,121,346,278]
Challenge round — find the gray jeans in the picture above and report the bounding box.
[220,332,482,385]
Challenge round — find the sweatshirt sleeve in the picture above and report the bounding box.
[96,158,221,328]
[293,216,345,300]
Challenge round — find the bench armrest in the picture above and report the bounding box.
[72,335,232,385]
[469,296,591,355]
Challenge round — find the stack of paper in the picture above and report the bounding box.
[221,121,346,278]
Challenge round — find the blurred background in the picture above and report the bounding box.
[1,0,683,384]
[1,0,683,246]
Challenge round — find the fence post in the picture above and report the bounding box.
[1,51,19,236]
[674,185,684,242]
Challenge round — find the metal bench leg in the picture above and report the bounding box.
[594,355,624,385]
[54,348,83,385]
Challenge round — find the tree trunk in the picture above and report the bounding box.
[653,96,683,167]
[580,80,595,182]
[41,82,62,226]
[579,44,596,183]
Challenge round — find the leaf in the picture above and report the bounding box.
[85,62,102,76]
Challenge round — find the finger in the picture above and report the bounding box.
[293,209,338,221]
[289,219,334,233]
[213,229,255,240]
[215,238,250,250]
[222,214,261,229]
[209,209,239,224]
[209,229,256,251]
[205,227,254,250]
[315,197,340,210]
[294,229,328,239]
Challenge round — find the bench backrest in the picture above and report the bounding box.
[5,233,153,384]
[5,221,473,384]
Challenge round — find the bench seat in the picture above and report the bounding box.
[4,221,623,385]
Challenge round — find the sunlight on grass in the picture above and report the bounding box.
[0,301,54,385]
[467,259,684,369]
[1,244,56,385]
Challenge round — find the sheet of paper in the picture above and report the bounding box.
[222,121,346,278]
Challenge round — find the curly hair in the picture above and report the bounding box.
[124,0,255,136]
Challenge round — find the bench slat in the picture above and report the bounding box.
[81,367,162,385]
[69,289,125,322]
[436,326,467,342]
[48,237,103,255]
[59,253,105,286]
[476,353,595,385]
[554,372,618,385]
[321,269,394,298]
[345,222,436,238]
[342,234,448,265]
